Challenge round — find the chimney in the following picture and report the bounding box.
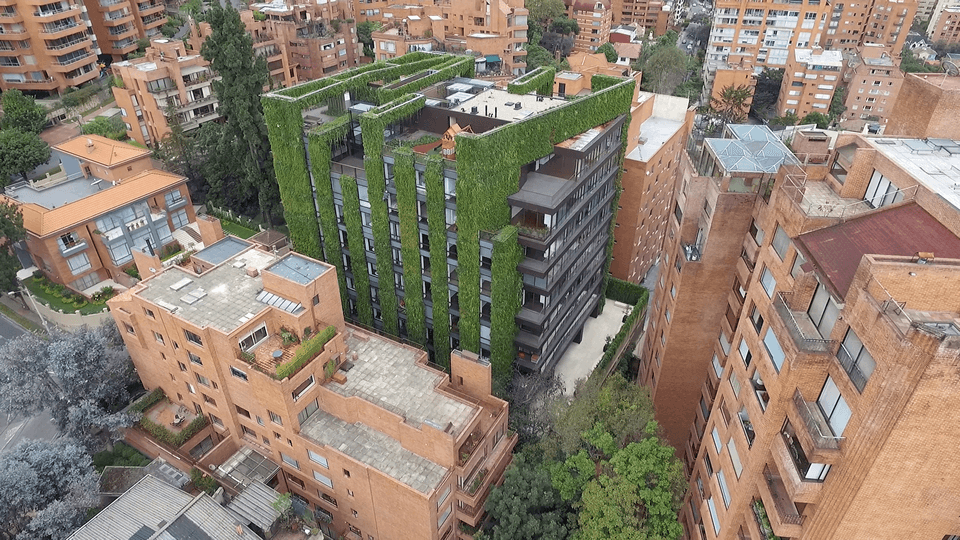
[197,214,225,246]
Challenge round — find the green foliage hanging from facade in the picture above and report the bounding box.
[376,55,475,103]
[507,66,557,95]
[393,147,426,345]
[424,154,451,367]
[339,176,374,325]
[592,288,648,378]
[604,278,646,305]
[489,226,524,386]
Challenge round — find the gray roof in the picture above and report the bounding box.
[301,410,448,494]
[193,237,251,266]
[3,172,107,210]
[216,446,280,488]
[331,333,476,435]
[706,124,800,174]
[68,475,257,540]
[225,481,281,531]
[265,253,330,284]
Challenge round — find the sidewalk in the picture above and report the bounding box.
[0,291,46,335]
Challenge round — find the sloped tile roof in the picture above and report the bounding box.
[54,135,150,168]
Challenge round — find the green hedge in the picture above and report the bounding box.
[393,147,426,345]
[377,56,475,103]
[507,66,556,95]
[591,289,649,378]
[605,277,646,305]
[489,226,523,386]
[129,387,165,414]
[425,154,451,367]
[276,325,337,380]
[140,414,209,447]
[340,176,374,325]
[358,94,428,336]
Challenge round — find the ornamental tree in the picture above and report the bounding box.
[0,200,24,292]
[0,129,50,185]
[1,89,47,134]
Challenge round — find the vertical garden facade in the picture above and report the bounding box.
[263,54,634,384]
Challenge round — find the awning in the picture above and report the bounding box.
[485,55,501,63]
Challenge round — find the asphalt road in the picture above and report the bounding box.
[0,313,60,454]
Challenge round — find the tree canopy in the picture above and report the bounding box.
[1,90,46,134]
[201,4,280,223]
[0,438,98,540]
[81,116,127,140]
[484,453,575,540]
[710,84,753,124]
[800,111,831,129]
[0,321,139,446]
[0,129,50,186]
[357,20,382,58]
[597,42,618,63]
[0,200,24,293]
[526,0,566,28]
[633,32,689,95]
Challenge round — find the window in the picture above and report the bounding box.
[281,453,300,469]
[203,393,216,406]
[195,373,210,386]
[164,189,184,207]
[750,305,764,333]
[241,424,257,438]
[239,323,268,351]
[772,225,790,260]
[288,475,305,489]
[673,202,683,223]
[186,383,196,394]
[711,427,722,453]
[67,253,91,275]
[670,285,677,298]
[807,282,840,339]
[712,354,723,378]
[171,209,189,228]
[343,469,351,478]
[210,413,223,427]
[763,328,786,372]
[716,469,731,507]
[791,251,806,279]
[256,415,264,426]
[308,449,328,468]
[437,485,451,508]
[184,329,203,346]
[236,405,251,418]
[815,377,852,439]
[178,361,187,372]
[739,339,752,367]
[749,220,764,245]
[291,375,315,401]
[760,266,777,297]
[298,398,319,426]
[838,328,875,392]
[189,352,202,365]
[438,504,452,528]
[706,497,720,535]
[727,438,743,477]
[730,369,741,397]
[320,490,337,505]
[123,323,136,335]
[269,410,283,425]
[144,308,155,318]
[231,366,248,381]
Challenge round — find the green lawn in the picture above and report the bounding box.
[24,279,109,315]
[221,220,258,239]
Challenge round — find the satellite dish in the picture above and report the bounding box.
[943,60,959,76]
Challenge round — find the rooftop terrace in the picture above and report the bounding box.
[705,124,801,174]
[331,332,476,435]
[4,173,107,210]
[867,137,960,211]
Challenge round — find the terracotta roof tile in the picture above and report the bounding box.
[795,203,960,297]
[54,135,150,168]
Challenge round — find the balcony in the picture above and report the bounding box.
[773,292,836,354]
[771,428,824,503]
[836,344,868,392]
[238,325,340,382]
[33,4,78,18]
[790,388,842,459]
[682,240,703,262]
[758,465,804,537]
[56,50,91,66]
[41,20,77,35]
[45,33,89,50]
[58,238,87,256]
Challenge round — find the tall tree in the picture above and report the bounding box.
[596,42,618,63]
[525,0,566,30]
[1,90,47,134]
[0,200,24,293]
[711,84,753,124]
[0,439,98,540]
[155,101,207,201]
[201,4,280,223]
[0,129,50,185]
[357,20,382,58]
[484,454,575,540]
[800,111,831,129]
[0,321,139,446]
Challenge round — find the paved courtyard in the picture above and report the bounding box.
[553,300,634,395]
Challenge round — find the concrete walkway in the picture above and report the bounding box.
[553,300,635,395]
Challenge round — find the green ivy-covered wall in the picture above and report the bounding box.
[489,226,523,386]
[424,154,451,367]
[507,66,556,96]
[392,147,426,345]
[339,176,373,326]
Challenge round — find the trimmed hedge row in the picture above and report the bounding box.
[507,66,556,96]
[489,226,524,386]
[340,176,374,325]
[592,288,649,378]
[140,415,209,448]
[129,387,165,414]
[605,277,646,305]
[425,154,451,367]
[358,94,428,336]
[276,325,337,380]
[393,147,426,345]
[377,56,475,103]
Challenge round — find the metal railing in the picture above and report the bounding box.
[41,21,77,33]
[682,241,703,262]
[57,50,91,65]
[836,344,867,392]
[46,35,88,50]
[792,389,842,451]
[762,465,804,526]
[774,292,836,353]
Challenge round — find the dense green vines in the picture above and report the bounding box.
[261,100,323,259]
[339,176,373,325]
[377,56,475,103]
[393,147,426,345]
[489,226,523,386]
[453,78,636,353]
[358,94,428,336]
[424,154,451,367]
[507,66,556,96]
[306,116,351,315]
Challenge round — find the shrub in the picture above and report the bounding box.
[92,442,150,472]
[190,468,218,495]
[276,325,336,380]
[129,387,165,413]
[139,415,208,447]
[605,277,646,305]
[125,266,141,280]
[592,288,649,377]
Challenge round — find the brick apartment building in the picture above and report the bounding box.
[0,135,193,294]
[776,48,843,119]
[0,0,100,93]
[80,0,166,59]
[642,122,960,539]
[929,6,960,43]
[366,0,528,76]
[108,225,515,540]
[567,0,613,53]
[823,0,916,53]
[262,54,635,374]
[610,0,671,37]
[838,44,903,132]
[886,72,960,139]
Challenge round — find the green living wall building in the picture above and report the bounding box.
[262,53,634,383]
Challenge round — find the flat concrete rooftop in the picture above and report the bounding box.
[451,88,568,122]
[332,332,476,436]
[868,137,960,211]
[628,116,685,163]
[4,174,109,210]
